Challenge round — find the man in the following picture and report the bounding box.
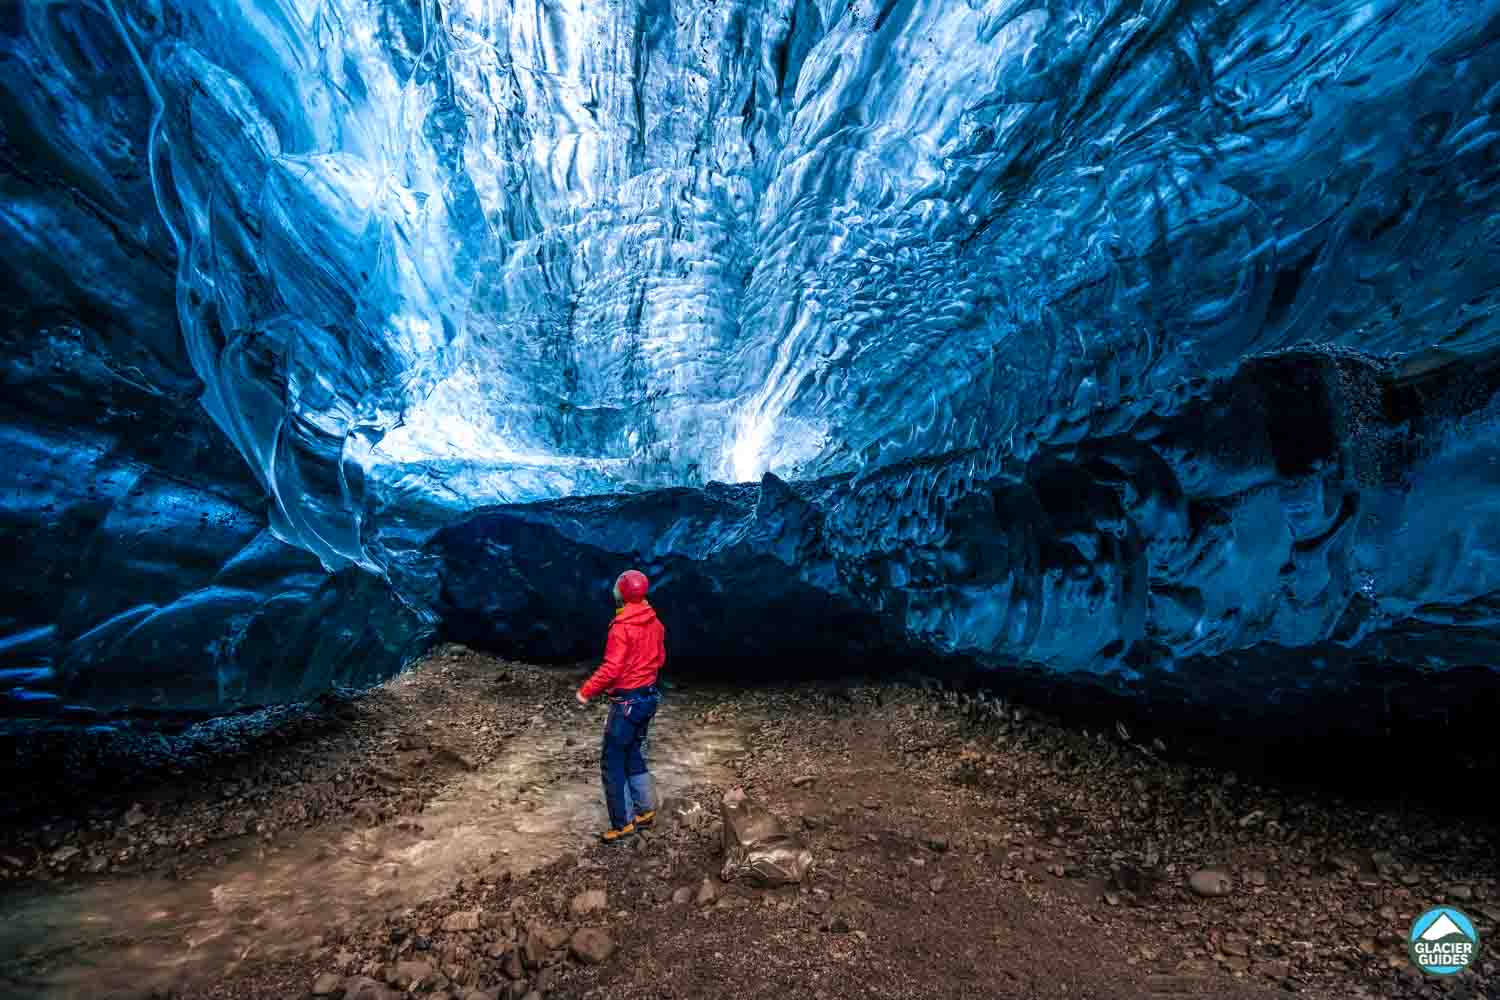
[576,569,665,842]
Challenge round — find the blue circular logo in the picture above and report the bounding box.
[1408,907,1480,976]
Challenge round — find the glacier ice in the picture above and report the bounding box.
[430,349,1500,674]
[2,0,1500,725]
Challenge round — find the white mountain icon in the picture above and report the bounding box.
[1420,913,1469,941]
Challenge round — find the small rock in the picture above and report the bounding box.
[1252,960,1291,979]
[929,875,947,893]
[522,931,549,969]
[671,886,694,905]
[123,804,147,828]
[695,878,719,906]
[926,836,949,853]
[1325,853,1361,875]
[50,846,80,866]
[1104,892,1122,906]
[570,889,608,917]
[344,977,401,1000]
[387,961,437,990]
[824,915,852,934]
[434,748,478,771]
[441,910,482,932]
[861,799,880,810]
[1189,869,1232,898]
[1246,870,1268,887]
[539,926,570,951]
[1450,884,1475,902]
[311,972,343,996]
[569,927,616,964]
[1110,865,1153,895]
[791,775,816,787]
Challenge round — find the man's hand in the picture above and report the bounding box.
[575,691,588,708]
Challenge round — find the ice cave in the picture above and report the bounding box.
[3,2,1500,997]
[6,1,1500,751]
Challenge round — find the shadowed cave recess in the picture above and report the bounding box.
[4,0,1500,790]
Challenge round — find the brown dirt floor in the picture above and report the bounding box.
[1,646,1496,1000]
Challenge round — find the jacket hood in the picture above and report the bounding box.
[614,601,657,625]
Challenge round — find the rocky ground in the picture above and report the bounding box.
[0,655,536,884]
[1,647,1496,999]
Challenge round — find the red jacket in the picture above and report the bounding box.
[578,601,666,701]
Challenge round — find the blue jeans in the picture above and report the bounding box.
[601,686,659,830]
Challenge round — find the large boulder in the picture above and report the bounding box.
[719,788,813,886]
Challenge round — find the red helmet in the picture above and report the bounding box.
[613,569,650,603]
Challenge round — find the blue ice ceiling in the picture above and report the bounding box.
[3,0,1500,724]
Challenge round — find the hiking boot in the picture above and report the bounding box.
[600,823,636,844]
[633,810,656,828]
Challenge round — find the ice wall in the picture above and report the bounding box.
[0,1,432,723]
[431,347,1500,682]
[3,0,1500,721]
